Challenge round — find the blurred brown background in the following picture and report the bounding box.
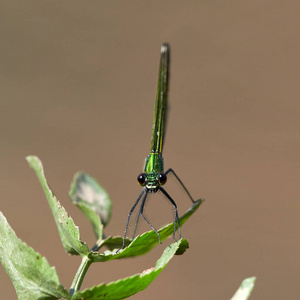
[0,1,299,299]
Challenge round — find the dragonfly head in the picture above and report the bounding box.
[137,172,167,192]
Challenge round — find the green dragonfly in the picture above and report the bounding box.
[119,43,196,250]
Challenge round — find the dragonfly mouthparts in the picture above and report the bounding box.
[146,185,159,193]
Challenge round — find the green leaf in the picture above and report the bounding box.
[93,236,132,252]
[76,204,103,241]
[231,277,256,300]
[71,239,188,300]
[69,172,112,238]
[0,212,70,300]
[26,156,89,256]
[174,238,189,255]
[89,199,203,262]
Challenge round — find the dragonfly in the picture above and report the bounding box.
[119,43,196,250]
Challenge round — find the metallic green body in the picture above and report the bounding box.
[143,153,164,189]
[143,44,169,190]
[150,43,169,154]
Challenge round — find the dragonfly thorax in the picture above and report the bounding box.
[143,153,164,173]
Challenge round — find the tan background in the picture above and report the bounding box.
[0,1,299,299]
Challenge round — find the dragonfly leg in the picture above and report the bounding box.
[159,186,181,241]
[132,209,141,239]
[140,194,162,244]
[165,168,195,203]
[117,188,146,253]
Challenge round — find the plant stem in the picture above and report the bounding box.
[70,256,92,296]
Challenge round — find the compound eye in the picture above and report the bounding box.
[137,173,146,186]
[158,172,167,185]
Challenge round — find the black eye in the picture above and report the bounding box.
[158,172,167,185]
[137,173,146,186]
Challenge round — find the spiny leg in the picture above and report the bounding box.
[140,192,161,244]
[165,168,195,203]
[117,188,147,253]
[132,203,143,239]
[159,186,181,241]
